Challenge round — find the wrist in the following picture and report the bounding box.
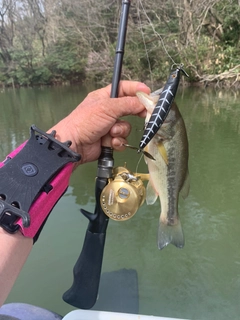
[48,116,82,167]
[0,125,80,242]
[48,116,78,153]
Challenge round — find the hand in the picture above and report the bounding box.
[51,80,150,164]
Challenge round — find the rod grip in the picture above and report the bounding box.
[62,230,106,309]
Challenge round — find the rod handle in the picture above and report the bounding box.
[62,230,106,309]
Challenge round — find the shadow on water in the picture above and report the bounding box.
[1,85,240,319]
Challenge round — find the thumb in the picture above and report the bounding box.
[109,95,148,119]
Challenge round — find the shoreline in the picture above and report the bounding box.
[0,74,239,91]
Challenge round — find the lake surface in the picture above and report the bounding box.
[1,85,240,319]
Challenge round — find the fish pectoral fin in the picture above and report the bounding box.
[180,170,190,199]
[157,141,168,165]
[146,181,158,205]
[157,217,184,250]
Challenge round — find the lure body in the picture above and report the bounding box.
[139,66,188,151]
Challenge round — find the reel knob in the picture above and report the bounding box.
[100,166,145,221]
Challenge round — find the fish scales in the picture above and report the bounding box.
[137,91,189,250]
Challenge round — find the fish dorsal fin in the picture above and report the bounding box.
[146,180,158,205]
[180,170,190,199]
[157,141,168,165]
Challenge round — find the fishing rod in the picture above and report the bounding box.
[62,0,131,309]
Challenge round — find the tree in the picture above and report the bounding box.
[0,0,15,64]
[0,0,239,87]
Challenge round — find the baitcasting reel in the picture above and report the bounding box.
[100,165,149,221]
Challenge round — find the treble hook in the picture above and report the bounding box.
[123,143,155,161]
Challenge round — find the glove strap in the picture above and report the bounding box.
[0,125,80,238]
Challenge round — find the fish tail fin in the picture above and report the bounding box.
[157,218,184,250]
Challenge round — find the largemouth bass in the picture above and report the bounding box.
[137,91,189,250]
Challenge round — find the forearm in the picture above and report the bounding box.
[0,121,74,306]
[0,228,32,306]
[0,80,149,306]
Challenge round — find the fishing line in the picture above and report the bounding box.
[138,0,178,67]
[136,0,153,88]
[135,152,144,174]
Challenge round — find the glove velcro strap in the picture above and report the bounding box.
[17,163,73,238]
[17,162,73,238]
[0,125,80,238]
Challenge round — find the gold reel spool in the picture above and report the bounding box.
[100,166,146,221]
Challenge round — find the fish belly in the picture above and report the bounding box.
[147,138,185,250]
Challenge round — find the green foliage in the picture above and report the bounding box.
[0,38,86,86]
[46,41,86,84]
[0,0,239,87]
[215,0,240,46]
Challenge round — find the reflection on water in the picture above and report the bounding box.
[1,86,240,319]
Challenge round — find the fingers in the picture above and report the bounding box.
[67,81,150,159]
[110,120,131,138]
[106,81,150,118]
[106,95,147,119]
[110,120,131,151]
[105,80,150,97]
[84,81,150,106]
[119,80,151,97]
[112,137,128,151]
[82,80,150,119]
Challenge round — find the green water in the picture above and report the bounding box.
[1,85,240,319]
